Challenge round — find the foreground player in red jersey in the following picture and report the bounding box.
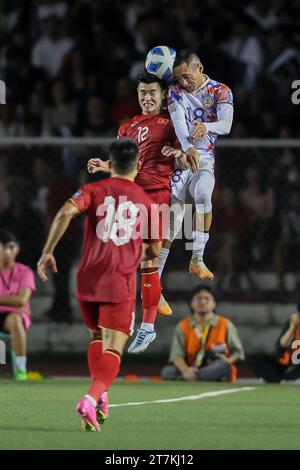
[88,72,197,353]
[37,139,160,432]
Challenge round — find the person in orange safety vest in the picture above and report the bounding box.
[161,286,244,382]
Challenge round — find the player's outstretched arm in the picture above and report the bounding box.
[37,201,80,282]
[87,158,111,174]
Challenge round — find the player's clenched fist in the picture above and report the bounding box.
[87,158,110,174]
[192,120,207,141]
[37,253,58,282]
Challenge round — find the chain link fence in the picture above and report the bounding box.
[0,137,300,320]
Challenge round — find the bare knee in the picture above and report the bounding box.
[4,313,24,333]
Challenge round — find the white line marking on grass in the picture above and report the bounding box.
[110,386,256,408]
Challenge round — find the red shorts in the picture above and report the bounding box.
[146,188,170,241]
[79,300,136,336]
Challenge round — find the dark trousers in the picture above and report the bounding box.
[161,360,232,382]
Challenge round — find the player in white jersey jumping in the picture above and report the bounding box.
[158,49,234,284]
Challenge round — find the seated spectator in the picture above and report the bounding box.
[37,0,68,22]
[240,165,275,266]
[161,286,244,382]
[31,14,74,78]
[253,309,300,383]
[0,104,20,137]
[43,79,78,135]
[276,310,300,382]
[0,156,10,213]
[265,28,300,107]
[109,77,140,126]
[244,0,279,31]
[275,188,300,293]
[212,186,256,294]
[0,230,36,380]
[33,154,80,322]
[82,95,107,136]
[0,176,45,268]
[221,17,264,93]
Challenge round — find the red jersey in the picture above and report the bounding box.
[71,177,158,303]
[118,114,180,191]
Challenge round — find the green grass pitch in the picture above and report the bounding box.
[0,379,299,450]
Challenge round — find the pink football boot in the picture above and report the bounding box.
[98,391,109,424]
[76,397,101,432]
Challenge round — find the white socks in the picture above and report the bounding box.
[192,231,209,259]
[141,322,154,332]
[158,247,170,278]
[16,356,27,372]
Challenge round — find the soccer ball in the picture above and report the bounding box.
[145,46,176,81]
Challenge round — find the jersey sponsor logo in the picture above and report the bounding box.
[157,118,169,125]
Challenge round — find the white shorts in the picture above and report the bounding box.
[171,158,215,211]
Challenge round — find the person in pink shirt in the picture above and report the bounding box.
[0,230,36,380]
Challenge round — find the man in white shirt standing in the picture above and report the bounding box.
[159,50,234,284]
[32,14,74,78]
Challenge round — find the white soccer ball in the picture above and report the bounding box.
[145,46,176,81]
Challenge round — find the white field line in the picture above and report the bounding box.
[109,386,256,408]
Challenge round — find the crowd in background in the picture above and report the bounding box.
[0,0,300,138]
[0,0,300,311]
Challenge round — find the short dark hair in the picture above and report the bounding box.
[137,70,168,91]
[191,285,215,300]
[109,138,139,174]
[174,49,201,68]
[0,229,19,245]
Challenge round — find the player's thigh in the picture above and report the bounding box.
[3,312,25,332]
[165,195,186,241]
[99,300,135,354]
[171,169,191,203]
[188,169,215,208]
[79,301,101,331]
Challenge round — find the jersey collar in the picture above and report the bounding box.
[195,74,209,93]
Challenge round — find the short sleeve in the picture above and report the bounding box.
[227,321,245,360]
[20,267,36,292]
[169,324,186,362]
[70,185,92,213]
[216,84,234,106]
[117,120,129,138]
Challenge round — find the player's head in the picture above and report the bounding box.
[190,285,216,315]
[173,49,204,92]
[0,229,20,267]
[137,71,168,115]
[109,138,139,177]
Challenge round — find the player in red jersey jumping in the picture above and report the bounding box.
[37,139,161,432]
[88,72,198,354]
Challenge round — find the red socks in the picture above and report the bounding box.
[87,340,103,381]
[87,341,121,402]
[141,267,161,324]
